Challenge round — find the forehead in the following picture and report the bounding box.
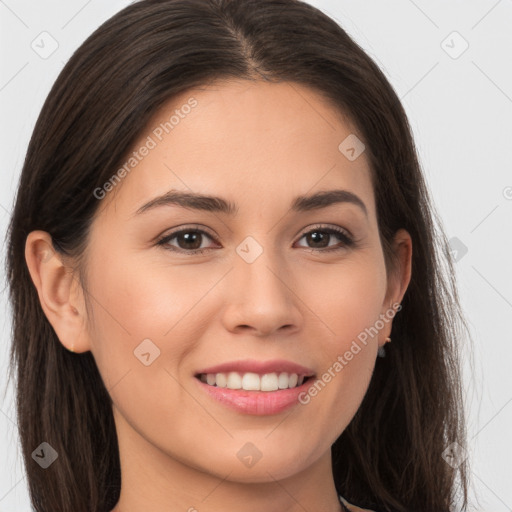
[101,79,375,219]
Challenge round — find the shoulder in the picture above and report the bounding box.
[339,495,376,512]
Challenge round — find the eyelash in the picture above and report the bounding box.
[156,224,356,255]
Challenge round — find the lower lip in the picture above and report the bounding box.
[195,377,315,415]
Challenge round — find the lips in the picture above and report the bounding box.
[193,359,317,413]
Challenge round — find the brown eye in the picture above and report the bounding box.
[295,226,354,252]
[157,228,217,254]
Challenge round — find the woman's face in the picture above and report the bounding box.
[69,80,410,484]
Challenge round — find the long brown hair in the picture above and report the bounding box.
[6,0,471,510]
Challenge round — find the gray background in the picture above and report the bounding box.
[1,0,511,510]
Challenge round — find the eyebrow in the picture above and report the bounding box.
[135,188,368,218]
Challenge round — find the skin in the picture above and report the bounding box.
[25,80,412,512]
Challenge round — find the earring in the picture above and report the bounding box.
[377,337,391,358]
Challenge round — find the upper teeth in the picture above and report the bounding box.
[199,372,306,391]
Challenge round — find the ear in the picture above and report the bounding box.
[378,228,413,347]
[25,230,91,353]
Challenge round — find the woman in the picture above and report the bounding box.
[6,0,470,511]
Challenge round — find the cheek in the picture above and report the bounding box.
[83,254,211,432]
[298,256,386,415]
[302,252,387,343]
[82,246,212,394]
[86,248,215,343]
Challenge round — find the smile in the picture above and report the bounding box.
[197,371,311,391]
[194,373,316,415]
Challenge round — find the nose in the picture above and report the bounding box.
[220,247,303,338]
